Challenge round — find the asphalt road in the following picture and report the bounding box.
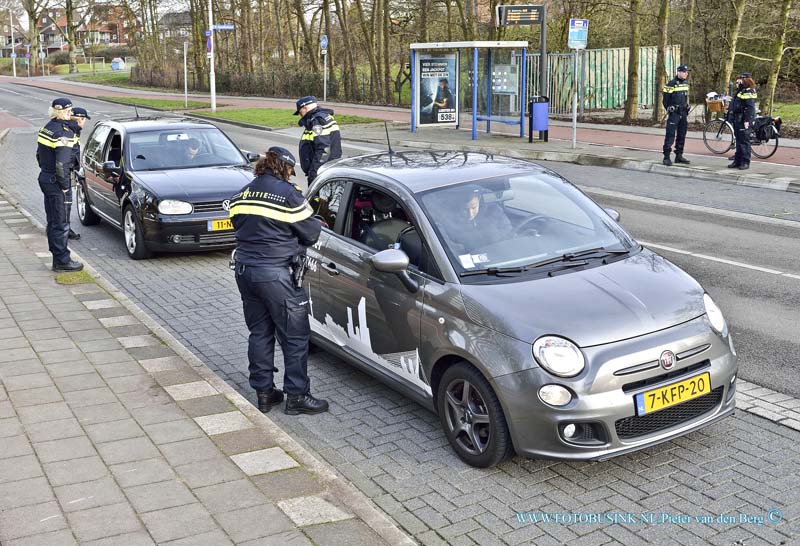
[3,83,800,545]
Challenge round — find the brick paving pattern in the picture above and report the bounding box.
[3,126,799,545]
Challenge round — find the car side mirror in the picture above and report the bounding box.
[244,151,260,163]
[371,249,418,293]
[102,161,121,176]
[605,208,621,222]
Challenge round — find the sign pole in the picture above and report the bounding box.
[323,52,327,102]
[572,50,578,149]
[39,34,45,76]
[540,4,547,100]
[9,10,16,78]
[183,41,189,108]
[207,0,216,112]
[567,18,589,150]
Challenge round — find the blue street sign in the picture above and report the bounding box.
[205,30,212,36]
[206,37,211,52]
[212,23,235,30]
[320,34,328,50]
[25,52,31,59]
[10,53,17,58]
[568,19,589,49]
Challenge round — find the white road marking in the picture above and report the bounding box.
[642,241,798,279]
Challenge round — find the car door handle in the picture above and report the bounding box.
[322,262,339,276]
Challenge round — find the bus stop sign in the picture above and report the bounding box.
[568,19,588,49]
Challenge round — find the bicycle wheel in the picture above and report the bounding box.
[751,126,779,159]
[703,119,735,154]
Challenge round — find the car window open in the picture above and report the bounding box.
[85,125,111,166]
[418,172,636,275]
[128,127,246,171]
[309,179,346,230]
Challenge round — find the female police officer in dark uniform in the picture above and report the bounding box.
[728,73,757,170]
[229,146,328,415]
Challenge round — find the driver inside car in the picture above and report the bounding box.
[439,185,513,254]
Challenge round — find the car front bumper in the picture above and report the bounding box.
[142,214,235,252]
[493,316,738,461]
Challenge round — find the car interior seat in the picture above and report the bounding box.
[360,192,410,251]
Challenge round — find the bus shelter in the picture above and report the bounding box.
[410,41,529,140]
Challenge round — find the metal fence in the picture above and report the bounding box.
[528,45,681,115]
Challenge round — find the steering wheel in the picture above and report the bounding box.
[515,215,548,236]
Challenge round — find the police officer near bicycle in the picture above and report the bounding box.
[295,95,341,184]
[66,107,91,241]
[728,73,757,170]
[229,146,329,416]
[662,64,691,166]
[36,97,83,272]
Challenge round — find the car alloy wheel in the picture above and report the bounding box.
[76,183,100,225]
[437,362,514,467]
[123,205,152,260]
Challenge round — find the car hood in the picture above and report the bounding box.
[132,166,252,201]
[459,249,706,347]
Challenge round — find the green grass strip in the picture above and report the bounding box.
[98,96,219,110]
[55,270,95,285]
[193,108,380,128]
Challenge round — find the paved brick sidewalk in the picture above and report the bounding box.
[0,200,414,545]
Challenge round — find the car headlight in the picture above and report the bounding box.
[532,336,585,377]
[703,293,727,334]
[158,200,193,215]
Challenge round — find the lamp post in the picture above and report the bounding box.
[207,0,216,111]
[9,9,16,78]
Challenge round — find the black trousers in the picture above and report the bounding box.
[235,263,311,394]
[663,111,688,155]
[39,181,71,265]
[733,118,751,165]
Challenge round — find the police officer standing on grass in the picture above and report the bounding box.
[36,97,83,272]
[66,107,91,241]
[662,64,692,166]
[229,146,329,416]
[295,95,342,184]
[728,73,758,170]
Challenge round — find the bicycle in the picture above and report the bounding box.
[702,93,782,159]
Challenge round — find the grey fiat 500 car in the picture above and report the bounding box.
[304,152,737,468]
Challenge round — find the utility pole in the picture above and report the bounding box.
[207,0,216,111]
[39,33,45,76]
[9,9,16,78]
[183,41,188,108]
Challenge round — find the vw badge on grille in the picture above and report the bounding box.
[222,200,230,211]
[660,350,676,370]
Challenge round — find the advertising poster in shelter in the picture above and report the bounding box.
[415,53,459,126]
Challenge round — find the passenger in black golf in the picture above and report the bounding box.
[229,146,328,415]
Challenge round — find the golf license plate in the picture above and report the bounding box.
[635,372,711,415]
[207,219,233,231]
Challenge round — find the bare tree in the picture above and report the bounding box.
[652,0,669,122]
[623,0,641,121]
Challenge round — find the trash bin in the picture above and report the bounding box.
[532,96,549,131]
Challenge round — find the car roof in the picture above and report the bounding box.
[101,117,219,133]
[327,151,545,193]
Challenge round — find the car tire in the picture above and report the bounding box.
[436,362,514,468]
[123,205,152,260]
[76,181,100,226]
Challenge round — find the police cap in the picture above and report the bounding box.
[738,72,751,79]
[72,107,91,120]
[268,146,296,168]
[677,65,689,72]
[51,97,73,110]
[293,96,317,115]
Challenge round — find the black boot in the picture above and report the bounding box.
[256,388,284,413]
[68,229,80,240]
[285,393,329,415]
[728,162,740,168]
[662,154,672,166]
[53,260,83,272]
[674,154,690,164]
[738,162,750,170]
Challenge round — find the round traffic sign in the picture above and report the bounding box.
[320,34,328,50]
[25,53,31,59]
[38,51,46,59]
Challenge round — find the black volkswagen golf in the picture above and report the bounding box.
[76,118,258,259]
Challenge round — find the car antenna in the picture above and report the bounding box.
[134,106,140,119]
[384,121,394,156]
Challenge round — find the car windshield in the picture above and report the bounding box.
[127,127,246,171]
[418,171,637,275]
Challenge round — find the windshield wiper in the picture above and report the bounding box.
[526,247,628,269]
[460,266,528,277]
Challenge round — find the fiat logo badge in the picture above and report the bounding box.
[222,200,230,211]
[660,350,676,370]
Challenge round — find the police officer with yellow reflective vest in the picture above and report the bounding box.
[662,65,691,166]
[295,95,341,184]
[728,73,758,170]
[36,97,83,272]
[66,107,91,241]
[229,146,329,416]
